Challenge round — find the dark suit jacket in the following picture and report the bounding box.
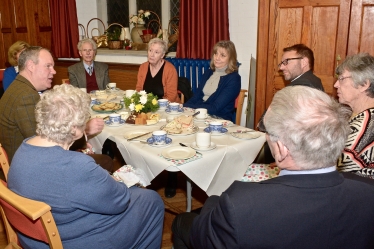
[289,70,324,91]
[68,61,110,90]
[190,171,374,249]
[0,75,40,162]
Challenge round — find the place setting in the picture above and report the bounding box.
[230,129,263,140]
[104,113,126,127]
[146,130,173,147]
[190,132,216,151]
[165,102,184,115]
[203,121,228,136]
[193,108,209,122]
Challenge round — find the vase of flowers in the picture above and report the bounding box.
[130,10,151,43]
[123,91,159,114]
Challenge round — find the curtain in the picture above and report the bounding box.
[177,0,229,59]
[49,0,80,58]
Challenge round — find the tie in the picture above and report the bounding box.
[88,66,93,76]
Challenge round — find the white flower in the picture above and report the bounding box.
[140,95,147,105]
[129,103,135,111]
[138,10,144,14]
[144,11,151,17]
[139,90,147,96]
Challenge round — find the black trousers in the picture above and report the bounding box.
[171,212,198,249]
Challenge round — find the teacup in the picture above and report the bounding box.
[106,83,117,90]
[152,130,167,145]
[196,132,211,148]
[117,111,129,120]
[158,99,169,109]
[209,121,223,134]
[90,97,98,106]
[109,113,121,124]
[168,102,180,113]
[125,89,135,98]
[195,108,208,119]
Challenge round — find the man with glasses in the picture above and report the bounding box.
[171,86,374,249]
[68,38,110,93]
[279,43,324,91]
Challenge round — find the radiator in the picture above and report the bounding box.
[165,58,210,93]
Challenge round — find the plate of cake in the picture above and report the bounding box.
[160,115,199,135]
[125,113,160,126]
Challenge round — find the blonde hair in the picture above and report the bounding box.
[7,41,30,66]
[35,84,91,145]
[210,40,238,74]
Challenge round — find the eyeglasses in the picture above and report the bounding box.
[257,116,267,134]
[278,57,303,67]
[337,76,352,82]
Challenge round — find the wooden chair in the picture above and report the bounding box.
[0,143,10,181]
[235,89,248,125]
[61,79,70,84]
[0,181,63,249]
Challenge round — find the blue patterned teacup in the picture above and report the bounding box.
[209,121,223,134]
[158,99,169,109]
[169,102,180,113]
[109,114,121,124]
[152,130,167,145]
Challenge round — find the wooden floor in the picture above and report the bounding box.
[0,163,208,249]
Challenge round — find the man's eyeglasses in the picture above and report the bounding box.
[336,76,352,82]
[278,57,303,67]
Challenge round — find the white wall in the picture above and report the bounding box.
[76,0,258,127]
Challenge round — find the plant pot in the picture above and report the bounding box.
[108,40,124,49]
[142,29,152,35]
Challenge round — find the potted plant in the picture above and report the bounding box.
[106,26,124,49]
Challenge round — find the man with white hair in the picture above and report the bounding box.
[172,86,374,249]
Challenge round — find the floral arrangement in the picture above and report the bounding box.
[123,91,159,113]
[129,9,151,25]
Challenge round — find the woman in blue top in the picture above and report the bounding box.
[3,40,30,91]
[183,40,241,121]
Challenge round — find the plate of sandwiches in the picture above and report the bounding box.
[160,115,199,135]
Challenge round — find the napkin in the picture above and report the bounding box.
[113,165,151,187]
[241,163,280,182]
[159,152,203,166]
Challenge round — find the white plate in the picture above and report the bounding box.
[146,137,173,147]
[204,127,228,136]
[161,146,196,160]
[123,130,152,141]
[204,119,234,127]
[230,131,262,140]
[104,120,125,127]
[160,124,199,136]
[190,142,217,151]
[165,109,184,115]
[126,120,160,126]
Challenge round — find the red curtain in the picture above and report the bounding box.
[49,0,80,58]
[177,0,229,59]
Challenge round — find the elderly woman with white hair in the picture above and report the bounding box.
[334,53,374,179]
[7,84,164,249]
[136,37,180,103]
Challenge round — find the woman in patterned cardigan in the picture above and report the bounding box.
[334,53,374,179]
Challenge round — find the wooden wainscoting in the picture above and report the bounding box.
[53,60,140,90]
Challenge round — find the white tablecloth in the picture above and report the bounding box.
[89,108,266,196]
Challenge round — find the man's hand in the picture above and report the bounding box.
[85,118,104,136]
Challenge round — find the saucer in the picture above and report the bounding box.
[203,127,228,136]
[104,119,125,127]
[194,115,208,122]
[165,108,184,115]
[190,142,217,151]
[146,137,172,147]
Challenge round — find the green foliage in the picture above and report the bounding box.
[106,26,121,41]
[124,91,159,113]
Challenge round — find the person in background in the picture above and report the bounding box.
[3,41,30,91]
[335,53,374,179]
[136,38,180,103]
[278,43,324,91]
[8,84,164,249]
[0,46,113,172]
[172,85,374,249]
[183,40,241,121]
[68,38,110,92]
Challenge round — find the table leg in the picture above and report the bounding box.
[186,177,192,212]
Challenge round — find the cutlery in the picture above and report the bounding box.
[179,143,202,155]
[232,130,256,134]
[127,131,152,141]
[192,111,200,117]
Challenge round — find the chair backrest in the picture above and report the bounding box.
[61,79,70,84]
[0,181,63,249]
[177,77,193,103]
[0,143,10,181]
[235,89,248,125]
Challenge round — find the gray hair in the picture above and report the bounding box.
[335,53,374,98]
[264,86,351,170]
[148,38,168,55]
[35,84,91,146]
[18,46,45,72]
[77,38,97,51]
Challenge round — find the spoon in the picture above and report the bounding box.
[192,111,200,117]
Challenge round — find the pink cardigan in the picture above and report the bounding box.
[136,60,181,103]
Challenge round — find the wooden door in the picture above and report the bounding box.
[348,0,374,55]
[255,0,351,126]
